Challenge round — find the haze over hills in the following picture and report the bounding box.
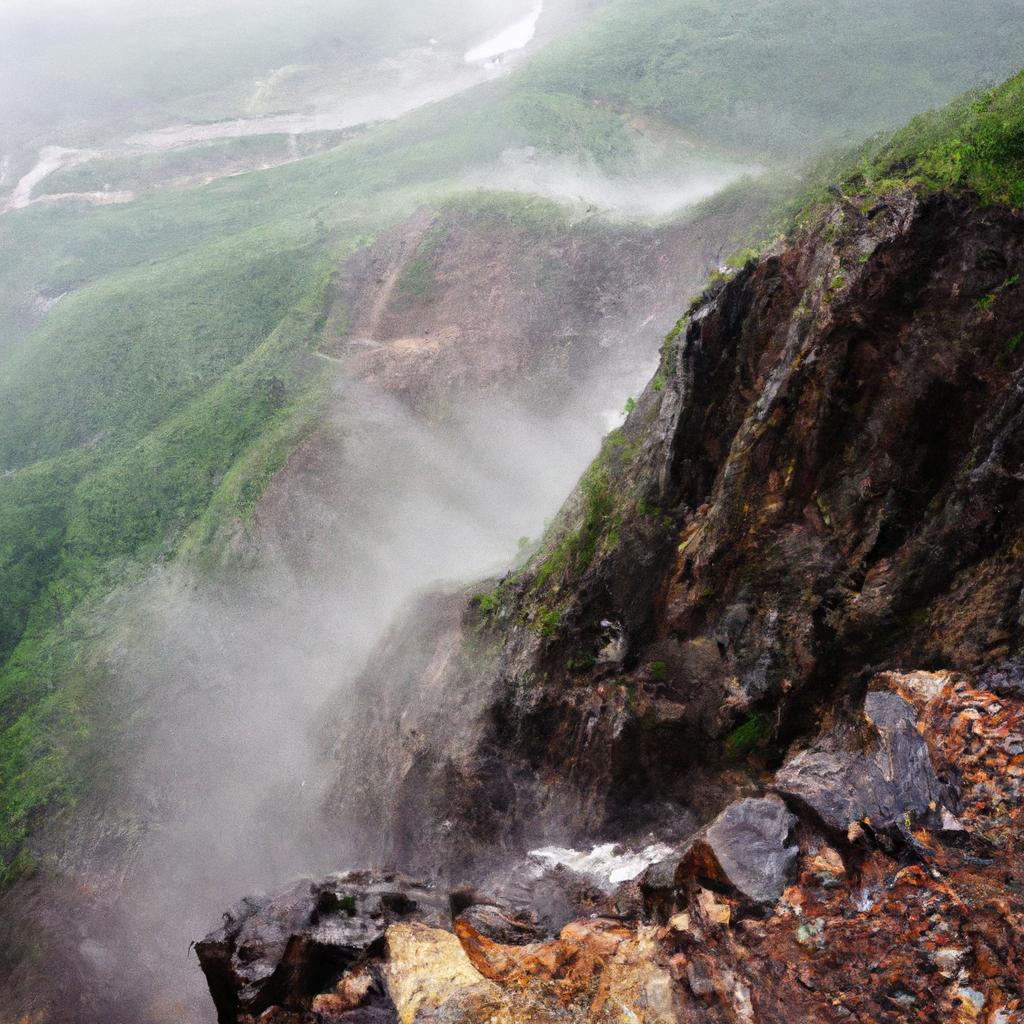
[2,1,1024,1020]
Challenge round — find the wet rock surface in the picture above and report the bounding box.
[773,689,943,836]
[470,854,609,936]
[331,189,1024,886]
[977,659,1024,700]
[673,797,799,906]
[200,670,1024,1022]
[195,873,446,1023]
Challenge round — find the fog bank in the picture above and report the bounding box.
[92,369,645,1020]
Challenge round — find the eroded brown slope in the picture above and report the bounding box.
[314,197,760,418]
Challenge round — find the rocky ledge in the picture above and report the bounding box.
[200,186,1024,1021]
[198,667,1023,1023]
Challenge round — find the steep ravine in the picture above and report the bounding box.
[198,189,1024,1022]
[0,182,770,1024]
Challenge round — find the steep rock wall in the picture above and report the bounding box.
[329,189,1024,878]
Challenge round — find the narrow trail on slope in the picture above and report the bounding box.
[0,47,509,215]
[360,209,439,343]
[0,146,99,212]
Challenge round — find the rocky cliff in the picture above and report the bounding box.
[332,187,1024,871]
[198,184,1024,1021]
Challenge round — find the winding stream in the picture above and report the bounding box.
[1,3,550,212]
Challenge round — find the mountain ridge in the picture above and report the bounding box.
[4,10,1024,1021]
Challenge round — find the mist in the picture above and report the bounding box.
[0,0,583,143]
[0,0,608,212]
[89,368,646,1018]
[462,146,758,220]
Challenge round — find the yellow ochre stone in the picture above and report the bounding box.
[384,921,507,1024]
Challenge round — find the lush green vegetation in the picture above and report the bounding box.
[532,461,612,591]
[723,67,1024,258]
[530,424,643,596]
[673,67,1024,278]
[0,268,333,874]
[836,69,1024,206]
[521,0,1024,160]
[725,712,773,760]
[0,242,320,468]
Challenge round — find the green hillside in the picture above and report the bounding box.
[848,68,1024,205]
[521,0,1024,158]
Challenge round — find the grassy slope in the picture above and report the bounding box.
[520,0,1024,159]
[3,0,1024,879]
[844,69,1024,206]
[747,67,1024,247]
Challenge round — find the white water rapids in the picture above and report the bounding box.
[529,842,677,890]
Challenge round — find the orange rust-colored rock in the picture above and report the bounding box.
[655,673,1024,1024]
[309,966,374,1015]
[453,913,632,1001]
[450,913,677,1022]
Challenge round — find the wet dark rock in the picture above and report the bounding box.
[200,183,1024,1024]
[200,668,1024,1024]
[773,689,943,836]
[309,970,398,1024]
[195,873,445,1024]
[638,854,679,899]
[453,904,543,946]
[474,856,608,936]
[977,659,1024,698]
[639,796,798,911]
[675,796,799,906]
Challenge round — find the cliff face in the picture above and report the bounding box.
[332,189,1024,876]
[198,187,1024,1022]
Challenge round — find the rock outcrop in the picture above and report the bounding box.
[199,669,1024,1022]
[318,198,761,418]
[329,188,1024,880]
[195,873,447,1023]
[670,797,799,906]
[773,688,944,838]
[203,181,1024,1022]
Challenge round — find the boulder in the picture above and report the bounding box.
[383,922,502,1024]
[195,872,446,1023]
[773,689,943,835]
[673,796,799,906]
[469,854,608,937]
[977,660,1024,699]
